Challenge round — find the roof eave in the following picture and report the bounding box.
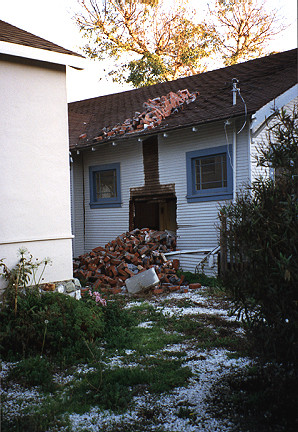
[251,83,298,135]
[70,111,251,152]
[0,40,85,69]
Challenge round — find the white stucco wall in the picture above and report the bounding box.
[0,56,73,288]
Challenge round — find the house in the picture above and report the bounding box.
[0,20,84,288]
[69,49,297,274]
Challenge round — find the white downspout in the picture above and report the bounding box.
[233,121,237,201]
[247,121,252,186]
[231,78,239,202]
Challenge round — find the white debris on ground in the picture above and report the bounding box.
[63,348,250,432]
[126,288,235,321]
[0,286,251,432]
[1,383,45,424]
[130,348,250,432]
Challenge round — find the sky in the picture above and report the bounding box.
[1,0,297,102]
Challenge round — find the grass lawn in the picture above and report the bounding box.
[1,284,296,432]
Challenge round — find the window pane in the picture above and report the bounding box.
[195,154,227,190]
[95,169,117,199]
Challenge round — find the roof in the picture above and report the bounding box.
[69,49,297,150]
[0,20,84,69]
[0,19,82,57]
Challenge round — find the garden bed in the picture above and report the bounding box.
[1,284,296,432]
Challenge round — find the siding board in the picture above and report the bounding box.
[72,120,252,272]
[72,118,253,272]
[72,155,84,257]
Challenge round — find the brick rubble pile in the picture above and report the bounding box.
[79,89,199,142]
[73,228,201,294]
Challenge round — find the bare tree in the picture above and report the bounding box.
[75,0,215,87]
[75,0,286,87]
[209,0,286,66]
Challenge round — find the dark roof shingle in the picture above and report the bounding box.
[69,49,297,149]
[0,19,83,58]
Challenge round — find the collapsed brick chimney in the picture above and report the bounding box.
[86,89,199,143]
[129,136,176,233]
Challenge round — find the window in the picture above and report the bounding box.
[186,145,233,202]
[89,163,121,208]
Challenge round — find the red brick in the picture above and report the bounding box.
[109,265,118,277]
[153,288,164,295]
[93,278,102,290]
[92,246,106,253]
[80,288,89,296]
[172,259,180,270]
[88,263,97,271]
[178,274,185,285]
[189,283,202,289]
[118,268,128,277]
[124,268,135,277]
[112,288,122,294]
[168,285,179,292]
[106,277,117,286]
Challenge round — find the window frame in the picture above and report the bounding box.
[186,145,233,203]
[89,163,121,208]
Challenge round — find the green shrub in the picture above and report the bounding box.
[102,300,138,349]
[220,107,298,365]
[7,356,55,392]
[178,271,222,289]
[65,359,192,413]
[0,248,51,316]
[208,363,298,431]
[0,290,104,363]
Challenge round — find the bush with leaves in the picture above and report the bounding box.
[0,289,105,364]
[219,106,298,365]
[0,248,52,315]
[7,356,56,392]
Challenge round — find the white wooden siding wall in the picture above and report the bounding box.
[158,119,250,273]
[251,96,298,183]
[167,252,219,276]
[235,118,251,192]
[70,164,74,243]
[251,126,270,182]
[74,119,250,273]
[159,120,250,250]
[72,155,85,257]
[285,95,298,112]
[82,140,144,252]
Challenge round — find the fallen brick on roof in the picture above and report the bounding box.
[90,89,198,142]
[69,49,297,150]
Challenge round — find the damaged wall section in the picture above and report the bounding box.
[129,135,177,232]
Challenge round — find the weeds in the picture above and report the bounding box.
[7,356,56,392]
[0,290,105,363]
[0,248,52,315]
[207,362,298,431]
[1,279,288,431]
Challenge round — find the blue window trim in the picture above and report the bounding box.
[186,145,233,203]
[89,163,122,208]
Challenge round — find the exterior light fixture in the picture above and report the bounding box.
[91,147,96,151]
[163,132,168,138]
[112,141,117,146]
[192,126,198,132]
